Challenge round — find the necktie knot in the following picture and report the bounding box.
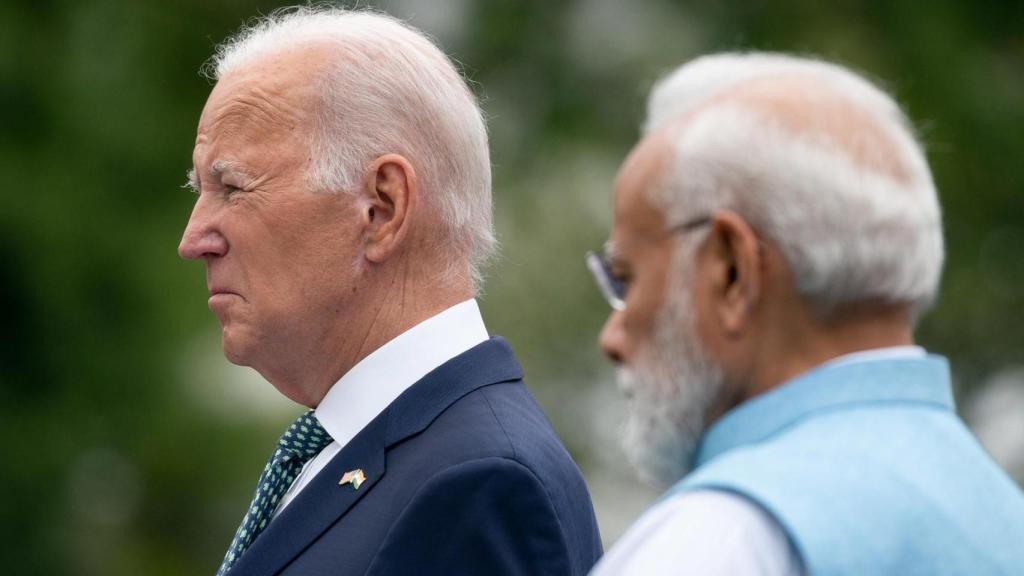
[277,411,333,461]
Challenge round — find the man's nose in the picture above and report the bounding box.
[598,310,626,365]
[178,196,227,260]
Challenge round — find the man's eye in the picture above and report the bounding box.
[224,185,242,195]
[610,271,631,300]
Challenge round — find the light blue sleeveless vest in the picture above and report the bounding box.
[669,355,1024,575]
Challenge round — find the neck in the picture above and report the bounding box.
[747,301,915,400]
[263,258,475,407]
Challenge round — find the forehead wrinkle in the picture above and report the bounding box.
[201,45,325,143]
[195,75,317,183]
[207,88,304,137]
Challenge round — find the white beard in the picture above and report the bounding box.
[618,256,723,489]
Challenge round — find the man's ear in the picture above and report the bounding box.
[702,210,762,336]
[361,154,417,263]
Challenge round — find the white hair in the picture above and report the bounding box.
[619,238,722,487]
[645,52,944,318]
[207,6,495,288]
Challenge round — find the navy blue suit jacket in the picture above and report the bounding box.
[228,337,603,575]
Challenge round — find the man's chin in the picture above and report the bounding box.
[219,327,255,367]
[622,409,696,489]
[617,367,709,489]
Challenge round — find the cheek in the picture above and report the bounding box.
[687,277,718,348]
[305,223,360,271]
[286,225,361,298]
[232,196,361,303]
[619,293,663,359]
[627,263,673,337]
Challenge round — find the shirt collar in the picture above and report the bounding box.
[313,299,488,449]
[693,351,953,469]
[817,345,926,370]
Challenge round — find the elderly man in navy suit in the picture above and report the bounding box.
[178,7,602,575]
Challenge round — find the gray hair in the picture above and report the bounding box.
[206,6,495,289]
[645,52,944,319]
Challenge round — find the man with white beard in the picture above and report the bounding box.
[585,53,1024,575]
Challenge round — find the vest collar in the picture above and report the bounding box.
[694,355,954,468]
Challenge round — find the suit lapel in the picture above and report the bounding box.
[230,336,523,575]
[384,336,523,447]
[230,415,387,576]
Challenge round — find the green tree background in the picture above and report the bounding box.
[1,0,1021,573]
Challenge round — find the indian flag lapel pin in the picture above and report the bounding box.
[339,469,366,490]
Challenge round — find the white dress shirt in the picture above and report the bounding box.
[591,346,926,576]
[272,299,489,518]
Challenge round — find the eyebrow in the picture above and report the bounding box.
[604,240,628,268]
[183,158,245,194]
[210,159,240,178]
[183,168,199,193]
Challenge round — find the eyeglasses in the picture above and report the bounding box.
[585,216,711,311]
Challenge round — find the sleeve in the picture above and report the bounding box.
[591,490,805,576]
[365,457,573,576]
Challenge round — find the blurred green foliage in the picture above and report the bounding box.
[1,0,1021,573]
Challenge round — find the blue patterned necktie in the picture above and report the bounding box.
[217,411,334,575]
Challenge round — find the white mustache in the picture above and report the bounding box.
[616,368,636,398]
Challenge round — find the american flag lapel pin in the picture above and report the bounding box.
[339,469,366,490]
